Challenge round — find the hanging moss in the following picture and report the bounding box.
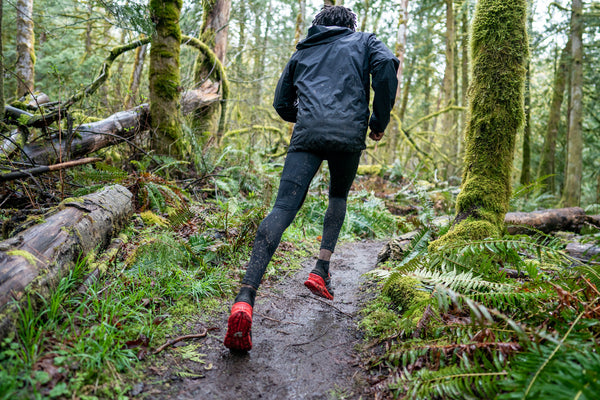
[430,0,528,251]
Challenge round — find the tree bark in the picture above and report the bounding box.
[561,0,584,207]
[0,185,133,339]
[430,0,529,250]
[537,39,571,193]
[15,0,35,96]
[149,0,183,156]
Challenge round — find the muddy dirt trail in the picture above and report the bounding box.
[146,240,382,400]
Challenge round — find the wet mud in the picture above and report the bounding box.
[143,240,383,399]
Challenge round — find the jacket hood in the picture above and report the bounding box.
[296,25,354,50]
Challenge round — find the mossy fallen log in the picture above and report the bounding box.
[13,87,220,164]
[0,185,133,339]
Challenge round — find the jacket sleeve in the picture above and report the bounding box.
[368,35,399,133]
[273,58,298,123]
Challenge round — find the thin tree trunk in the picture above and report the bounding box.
[15,0,35,96]
[360,0,370,32]
[395,0,409,99]
[441,0,456,178]
[431,0,528,249]
[537,39,570,193]
[294,0,306,45]
[149,0,183,156]
[519,62,532,185]
[561,0,584,207]
[193,0,231,134]
[84,0,93,60]
[0,0,4,123]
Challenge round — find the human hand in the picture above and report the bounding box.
[369,130,384,141]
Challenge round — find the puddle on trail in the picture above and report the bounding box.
[144,240,383,400]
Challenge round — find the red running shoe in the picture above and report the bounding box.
[223,302,253,351]
[304,273,334,300]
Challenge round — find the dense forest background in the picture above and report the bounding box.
[1,0,599,209]
[2,1,600,399]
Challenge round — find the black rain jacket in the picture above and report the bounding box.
[273,25,399,153]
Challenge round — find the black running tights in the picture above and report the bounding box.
[241,150,361,289]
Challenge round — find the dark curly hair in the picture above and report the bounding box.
[312,5,357,31]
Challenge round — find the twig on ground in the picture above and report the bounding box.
[153,327,208,355]
[299,294,354,318]
[288,325,333,347]
[255,311,302,325]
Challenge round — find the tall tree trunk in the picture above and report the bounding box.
[395,0,409,99]
[537,39,571,193]
[519,62,532,185]
[149,0,183,156]
[15,0,35,96]
[193,0,231,134]
[441,0,456,178]
[84,0,93,60]
[360,0,370,32]
[125,42,148,108]
[430,0,529,250]
[561,0,584,207]
[0,0,4,123]
[457,3,469,170]
[294,0,306,45]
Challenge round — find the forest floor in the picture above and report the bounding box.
[138,240,383,400]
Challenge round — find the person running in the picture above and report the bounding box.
[224,5,399,352]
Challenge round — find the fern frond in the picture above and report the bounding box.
[398,362,506,400]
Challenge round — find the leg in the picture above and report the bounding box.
[240,151,322,290]
[225,151,322,351]
[305,151,361,300]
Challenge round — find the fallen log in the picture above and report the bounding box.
[0,157,101,182]
[565,242,600,263]
[14,88,220,164]
[0,185,133,338]
[504,207,587,235]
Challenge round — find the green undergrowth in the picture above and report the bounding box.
[359,219,600,399]
[0,153,402,398]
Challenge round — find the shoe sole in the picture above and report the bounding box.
[304,278,334,300]
[223,310,252,351]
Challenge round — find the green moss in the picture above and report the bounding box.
[6,250,40,265]
[140,211,169,227]
[382,274,430,311]
[429,218,500,252]
[357,165,382,176]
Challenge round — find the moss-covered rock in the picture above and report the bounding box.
[382,273,430,311]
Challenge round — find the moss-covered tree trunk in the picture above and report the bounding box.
[149,0,183,156]
[537,39,570,194]
[15,0,35,97]
[430,0,528,250]
[561,0,584,207]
